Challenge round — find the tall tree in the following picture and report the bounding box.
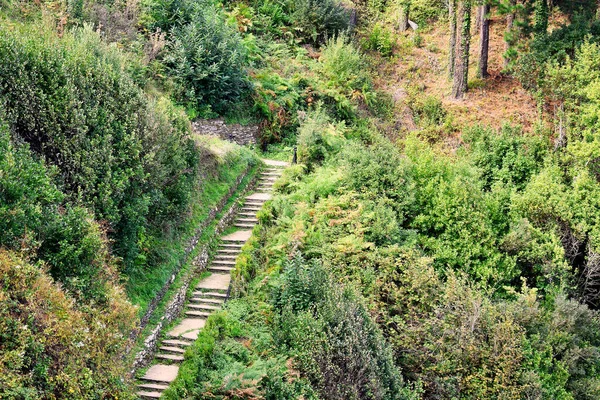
[449,0,457,79]
[479,2,490,78]
[453,0,472,99]
[504,0,516,68]
[533,0,549,38]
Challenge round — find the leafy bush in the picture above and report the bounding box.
[0,124,113,300]
[164,2,251,114]
[292,0,350,45]
[320,35,372,94]
[364,22,394,57]
[0,250,136,399]
[297,107,345,170]
[272,253,415,400]
[0,23,199,272]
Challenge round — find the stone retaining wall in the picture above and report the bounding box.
[130,165,261,373]
[192,118,258,146]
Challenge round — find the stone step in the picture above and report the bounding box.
[141,365,179,384]
[220,243,243,248]
[217,249,241,256]
[208,266,234,274]
[196,274,230,290]
[162,339,192,347]
[138,383,169,391]
[236,218,258,223]
[212,260,236,266]
[189,303,221,311]
[240,208,261,213]
[234,223,255,229]
[138,390,162,399]
[190,297,224,305]
[160,346,185,355]
[185,310,212,318]
[221,230,252,243]
[214,254,238,261]
[192,290,227,298]
[156,353,184,362]
[238,212,257,217]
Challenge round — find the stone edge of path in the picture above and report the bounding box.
[129,161,263,373]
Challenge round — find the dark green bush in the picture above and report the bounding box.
[292,0,350,45]
[273,253,413,400]
[0,24,199,272]
[163,3,251,114]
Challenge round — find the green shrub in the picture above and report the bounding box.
[272,253,413,400]
[297,107,345,170]
[291,0,350,45]
[164,3,251,114]
[364,22,394,57]
[320,35,372,94]
[0,251,136,399]
[0,23,199,272]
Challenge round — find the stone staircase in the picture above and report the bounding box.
[136,160,287,399]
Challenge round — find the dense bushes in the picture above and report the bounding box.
[0,125,112,300]
[292,0,350,45]
[162,1,251,114]
[0,250,136,399]
[0,23,199,272]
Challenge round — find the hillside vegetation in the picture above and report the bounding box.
[4,0,600,399]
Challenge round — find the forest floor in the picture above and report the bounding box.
[375,15,544,146]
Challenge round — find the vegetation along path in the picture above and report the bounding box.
[136,159,288,399]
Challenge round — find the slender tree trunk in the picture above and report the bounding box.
[449,0,457,80]
[597,0,600,20]
[453,0,472,99]
[504,0,516,68]
[399,6,410,31]
[478,4,490,78]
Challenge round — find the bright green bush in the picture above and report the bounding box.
[297,107,345,170]
[364,22,394,57]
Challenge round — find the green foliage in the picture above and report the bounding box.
[320,35,372,94]
[297,107,345,170]
[291,0,350,45]
[0,125,112,300]
[0,23,199,273]
[163,2,251,114]
[0,250,136,399]
[363,22,394,56]
[272,253,413,400]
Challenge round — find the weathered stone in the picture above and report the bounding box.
[141,364,179,383]
[168,318,206,338]
[196,273,231,290]
[222,230,252,242]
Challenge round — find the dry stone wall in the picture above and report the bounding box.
[192,118,258,145]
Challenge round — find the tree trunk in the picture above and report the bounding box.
[399,6,410,31]
[504,0,516,68]
[448,0,457,80]
[478,4,490,78]
[452,0,472,99]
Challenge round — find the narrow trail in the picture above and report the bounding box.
[136,159,289,399]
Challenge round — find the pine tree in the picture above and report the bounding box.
[479,2,490,78]
[452,0,472,99]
